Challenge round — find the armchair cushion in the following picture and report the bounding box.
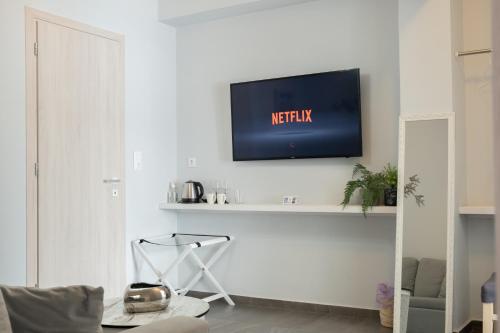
[413,258,446,297]
[0,288,12,333]
[0,285,104,333]
[438,276,446,298]
[409,296,446,310]
[402,257,419,294]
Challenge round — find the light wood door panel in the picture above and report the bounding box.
[36,19,124,298]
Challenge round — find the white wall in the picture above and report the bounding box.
[176,0,399,309]
[159,0,317,26]
[461,0,495,322]
[398,0,453,115]
[463,0,493,206]
[160,0,259,17]
[451,0,471,328]
[399,0,495,327]
[0,0,178,286]
[398,0,474,329]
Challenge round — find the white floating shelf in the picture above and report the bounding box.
[159,203,397,217]
[459,206,495,216]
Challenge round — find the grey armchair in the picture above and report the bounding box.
[402,257,446,333]
[0,285,208,333]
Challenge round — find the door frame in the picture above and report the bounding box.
[25,7,124,287]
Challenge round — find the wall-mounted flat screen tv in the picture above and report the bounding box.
[230,68,362,161]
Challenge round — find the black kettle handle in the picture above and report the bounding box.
[194,182,204,200]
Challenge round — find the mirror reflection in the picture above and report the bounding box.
[400,119,449,333]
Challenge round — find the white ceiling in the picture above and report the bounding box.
[159,0,319,26]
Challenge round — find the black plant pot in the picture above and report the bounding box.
[384,188,397,206]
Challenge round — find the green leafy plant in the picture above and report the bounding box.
[341,163,386,215]
[383,164,398,189]
[341,163,424,215]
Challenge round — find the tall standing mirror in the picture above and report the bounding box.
[394,114,454,333]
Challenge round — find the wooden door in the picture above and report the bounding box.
[26,9,125,298]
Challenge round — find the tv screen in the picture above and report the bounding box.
[230,69,362,161]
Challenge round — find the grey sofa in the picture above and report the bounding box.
[402,257,446,333]
[0,285,208,333]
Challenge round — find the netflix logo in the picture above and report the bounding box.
[271,109,312,126]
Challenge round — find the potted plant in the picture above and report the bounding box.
[376,283,394,328]
[341,164,386,215]
[341,163,424,215]
[382,164,398,206]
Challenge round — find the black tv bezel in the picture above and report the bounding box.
[230,68,362,162]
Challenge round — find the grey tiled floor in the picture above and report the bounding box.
[205,300,393,333]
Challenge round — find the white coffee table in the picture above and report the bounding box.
[102,295,210,327]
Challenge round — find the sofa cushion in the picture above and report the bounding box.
[0,289,12,333]
[438,276,446,298]
[407,306,445,333]
[410,296,446,310]
[402,257,419,294]
[0,285,104,333]
[413,258,446,297]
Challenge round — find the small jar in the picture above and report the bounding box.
[167,182,178,203]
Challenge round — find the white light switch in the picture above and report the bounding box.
[188,157,197,168]
[133,151,143,171]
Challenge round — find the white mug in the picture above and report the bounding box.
[206,193,216,205]
[217,193,226,205]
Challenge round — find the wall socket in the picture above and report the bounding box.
[282,196,299,205]
[133,151,143,171]
[187,157,197,168]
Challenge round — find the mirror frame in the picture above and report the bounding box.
[393,113,455,333]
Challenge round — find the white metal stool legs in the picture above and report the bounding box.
[482,302,496,333]
[185,246,235,305]
[481,273,496,333]
[157,247,191,284]
[132,233,235,306]
[132,240,177,292]
[180,241,231,294]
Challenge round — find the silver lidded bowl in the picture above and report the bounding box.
[123,283,171,313]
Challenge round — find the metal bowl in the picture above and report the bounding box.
[123,283,171,313]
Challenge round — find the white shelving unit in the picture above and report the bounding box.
[159,203,397,217]
[458,206,495,217]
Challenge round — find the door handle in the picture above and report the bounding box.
[103,178,121,184]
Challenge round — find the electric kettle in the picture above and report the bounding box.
[181,181,204,203]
